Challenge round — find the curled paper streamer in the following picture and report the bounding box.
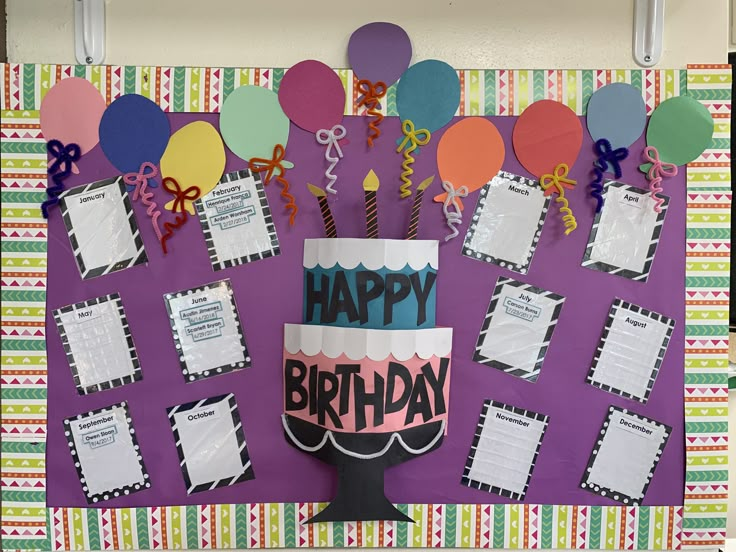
[159,176,201,254]
[41,140,81,218]
[441,180,468,242]
[357,80,387,147]
[316,124,347,195]
[590,138,628,213]
[123,162,163,243]
[249,144,298,226]
[540,163,577,236]
[396,120,431,198]
[642,146,678,213]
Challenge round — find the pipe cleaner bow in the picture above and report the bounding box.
[249,144,298,225]
[442,180,469,242]
[642,146,677,214]
[396,120,431,199]
[589,138,629,213]
[41,139,82,218]
[357,79,387,148]
[316,124,347,195]
[540,163,577,236]
[158,176,201,254]
[124,162,163,242]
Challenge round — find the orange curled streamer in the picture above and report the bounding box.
[159,176,201,254]
[249,144,298,226]
[357,80,387,147]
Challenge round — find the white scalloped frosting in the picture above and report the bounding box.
[284,324,452,362]
[303,238,438,271]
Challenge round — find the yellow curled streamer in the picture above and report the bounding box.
[396,120,431,199]
[540,163,577,236]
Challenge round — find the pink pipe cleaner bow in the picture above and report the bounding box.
[124,162,163,241]
[643,146,678,213]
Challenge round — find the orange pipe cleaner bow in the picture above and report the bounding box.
[249,144,298,226]
[357,79,387,148]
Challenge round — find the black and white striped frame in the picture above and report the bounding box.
[463,171,551,275]
[52,293,142,395]
[194,169,280,272]
[581,181,669,282]
[166,393,255,494]
[580,405,672,506]
[163,279,251,382]
[461,399,550,501]
[474,277,565,383]
[63,401,151,504]
[58,176,148,280]
[587,298,675,404]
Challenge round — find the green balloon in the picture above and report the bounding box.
[219,85,291,163]
[646,95,713,166]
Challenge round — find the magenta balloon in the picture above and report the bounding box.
[40,77,106,154]
[348,22,412,86]
[278,60,346,134]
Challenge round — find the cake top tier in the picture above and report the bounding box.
[304,238,438,271]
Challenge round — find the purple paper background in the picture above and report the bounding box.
[47,114,684,508]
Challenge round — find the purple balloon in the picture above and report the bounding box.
[348,22,412,86]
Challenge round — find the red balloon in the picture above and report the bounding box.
[512,100,583,178]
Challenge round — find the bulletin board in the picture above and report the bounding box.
[0,63,730,551]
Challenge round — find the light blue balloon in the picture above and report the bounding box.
[396,60,460,133]
[586,83,647,149]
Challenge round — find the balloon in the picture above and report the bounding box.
[40,77,106,172]
[433,118,505,204]
[160,121,225,214]
[512,100,583,177]
[646,95,713,166]
[348,22,412,86]
[220,85,291,163]
[396,60,460,133]
[278,60,345,133]
[99,94,170,189]
[586,83,646,149]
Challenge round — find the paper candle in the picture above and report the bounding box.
[407,175,434,240]
[308,183,337,238]
[363,169,380,239]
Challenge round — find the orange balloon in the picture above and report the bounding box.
[433,118,505,206]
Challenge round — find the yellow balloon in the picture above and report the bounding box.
[160,121,226,214]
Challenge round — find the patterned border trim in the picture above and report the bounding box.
[194,169,280,271]
[52,293,142,395]
[580,405,672,506]
[62,401,151,504]
[166,393,255,494]
[163,279,251,382]
[461,400,549,500]
[0,65,689,116]
[463,171,550,274]
[586,298,676,404]
[58,176,148,280]
[0,64,727,550]
[473,277,565,382]
[581,181,669,281]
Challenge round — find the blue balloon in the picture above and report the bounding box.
[99,94,170,189]
[396,60,460,133]
[586,83,646,149]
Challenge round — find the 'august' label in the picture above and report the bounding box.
[624,316,648,330]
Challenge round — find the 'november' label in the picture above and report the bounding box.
[495,411,530,427]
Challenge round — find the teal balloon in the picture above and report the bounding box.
[396,60,460,133]
[219,85,291,162]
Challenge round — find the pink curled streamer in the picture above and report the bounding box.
[124,162,163,242]
[643,146,678,214]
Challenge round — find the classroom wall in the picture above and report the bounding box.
[4,0,734,545]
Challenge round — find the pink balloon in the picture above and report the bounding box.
[278,60,345,133]
[40,77,106,156]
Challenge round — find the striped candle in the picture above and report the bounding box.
[307,183,337,238]
[363,169,380,239]
[407,175,435,239]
